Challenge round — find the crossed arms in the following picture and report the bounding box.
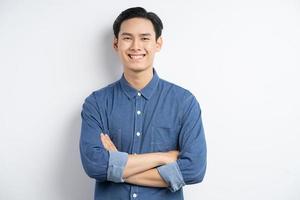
[80,92,207,192]
[100,133,178,187]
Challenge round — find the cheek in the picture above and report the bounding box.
[118,46,127,52]
[116,51,127,61]
[146,47,157,56]
[117,42,130,51]
[117,47,128,57]
[145,44,158,52]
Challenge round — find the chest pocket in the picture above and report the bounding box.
[150,125,179,152]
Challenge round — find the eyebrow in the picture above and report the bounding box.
[120,32,152,37]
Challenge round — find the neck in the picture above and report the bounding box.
[123,67,154,90]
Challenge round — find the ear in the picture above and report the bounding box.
[155,36,163,52]
[113,37,118,51]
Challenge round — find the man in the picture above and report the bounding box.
[80,7,207,200]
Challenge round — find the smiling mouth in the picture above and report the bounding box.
[128,54,146,60]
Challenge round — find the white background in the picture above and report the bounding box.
[0,0,299,199]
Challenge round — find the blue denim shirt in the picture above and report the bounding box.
[80,69,207,200]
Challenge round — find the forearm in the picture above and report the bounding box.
[125,168,168,187]
[101,133,178,180]
[123,152,166,178]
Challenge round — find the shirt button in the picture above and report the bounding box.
[132,193,137,198]
[137,110,141,115]
[136,132,141,137]
[137,92,141,96]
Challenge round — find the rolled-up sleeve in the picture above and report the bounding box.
[177,94,207,185]
[107,151,128,182]
[157,93,207,192]
[157,162,185,192]
[80,93,109,182]
[80,92,128,183]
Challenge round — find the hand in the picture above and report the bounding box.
[100,133,118,152]
[164,150,179,164]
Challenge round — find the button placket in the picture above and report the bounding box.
[132,92,143,154]
[131,92,143,199]
[135,92,142,140]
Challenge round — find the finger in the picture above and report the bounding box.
[100,133,109,150]
[104,133,112,142]
[102,134,115,151]
[105,134,118,151]
[105,135,117,151]
[100,133,107,148]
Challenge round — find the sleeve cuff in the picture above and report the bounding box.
[107,151,128,183]
[157,162,186,192]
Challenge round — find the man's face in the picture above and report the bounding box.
[113,17,162,73]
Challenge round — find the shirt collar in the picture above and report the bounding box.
[120,68,160,100]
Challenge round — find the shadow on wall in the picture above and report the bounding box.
[100,25,122,82]
[56,111,93,200]
[54,28,122,199]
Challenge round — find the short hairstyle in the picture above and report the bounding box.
[113,7,163,40]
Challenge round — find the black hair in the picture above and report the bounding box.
[113,7,163,40]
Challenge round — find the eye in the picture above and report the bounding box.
[123,37,132,40]
[142,37,150,41]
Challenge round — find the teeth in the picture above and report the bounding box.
[129,54,144,60]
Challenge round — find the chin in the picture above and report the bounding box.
[126,64,151,73]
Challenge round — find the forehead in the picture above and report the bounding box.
[119,17,155,35]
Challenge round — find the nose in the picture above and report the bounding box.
[130,38,142,51]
